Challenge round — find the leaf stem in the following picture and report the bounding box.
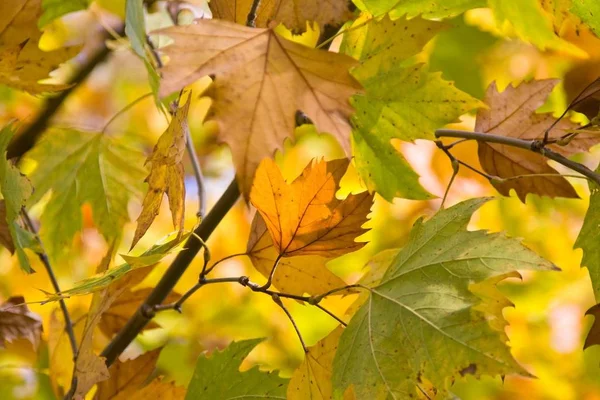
[204,252,247,276]
[101,92,153,133]
[246,0,262,27]
[271,293,307,353]
[435,129,600,186]
[186,129,207,219]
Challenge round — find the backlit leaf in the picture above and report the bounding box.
[39,0,89,27]
[571,0,600,36]
[575,171,600,300]
[358,0,486,19]
[186,339,288,400]
[158,19,361,198]
[25,129,146,258]
[131,95,190,249]
[332,198,555,398]
[0,296,42,349]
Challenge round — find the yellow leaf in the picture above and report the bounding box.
[131,95,190,249]
[247,214,348,296]
[0,0,79,93]
[250,158,372,258]
[127,377,185,399]
[48,309,85,397]
[209,0,353,32]
[158,20,360,197]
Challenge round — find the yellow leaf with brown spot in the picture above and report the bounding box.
[0,0,79,93]
[247,214,347,296]
[131,96,190,249]
[158,20,360,198]
[250,158,372,258]
[209,0,353,32]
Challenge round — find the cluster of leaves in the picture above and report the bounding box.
[1,0,600,399]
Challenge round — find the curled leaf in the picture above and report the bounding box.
[0,296,42,349]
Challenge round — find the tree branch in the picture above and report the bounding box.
[7,25,124,160]
[435,129,600,186]
[100,179,240,366]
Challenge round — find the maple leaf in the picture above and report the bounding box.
[250,158,372,258]
[25,129,146,258]
[0,296,42,349]
[572,0,600,37]
[475,79,598,201]
[0,123,34,272]
[575,171,600,301]
[48,309,85,396]
[0,0,80,93]
[332,198,555,398]
[247,214,348,296]
[158,19,361,198]
[132,95,190,249]
[358,0,486,19]
[186,339,288,399]
[288,326,344,400]
[208,0,353,32]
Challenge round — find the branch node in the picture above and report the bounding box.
[140,304,156,319]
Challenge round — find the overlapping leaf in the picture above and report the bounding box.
[132,96,190,249]
[358,0,486,19]
[576,174,600,300]
[186,339,288,400]
[0,124,34,272]
[341,16,483,201]
[0,296,42,349]
[39,0,89,27]
[158,19,361,197]
[572,0,600,37]
[475,79,598,201]
[0,0,80,93]
[25,129,146,257]
[332,198,555,398]
[250,158,372,258]
[209,0,353,32]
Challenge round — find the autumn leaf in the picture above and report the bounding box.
[48,309,85,397]
[25,129,146,258]
[576,170,600,303]
[0,296,42,349]
[564,77,600,119]
[186,339,288,399]
[332,198,555,398]
[0,0,80,93]
[288,326,344,400]
[584,303,600,348]
[158,19,361,198]
[572,0,600,37]
[208,0,353,32]
[358,0,486,19]
[132,95,190,249]
[250,158,372,258]
[247,214,348,296]
[0,123,34,272]
[475,79,598,201]
[39,0,90,27]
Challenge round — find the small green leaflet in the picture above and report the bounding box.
[571,0,600,36]
[357,0,486,19]
[25,129,146,258]
[45,233,189,299]
[332,198,555,398]
[39,0,90,27]
[488,0,585,57]
[0,124,34,272]
[186,339,288,400]
[575,174,600,299]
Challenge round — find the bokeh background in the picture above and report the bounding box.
[1,1,600,399]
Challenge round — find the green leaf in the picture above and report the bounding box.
[332,198,555,398]
[39,0,90,27]
[358,0,486,19]
[0,124,34,272]
[571,0,600,36]
[46,233,189,299]
[575,177,600,299]
[25,129,146,258]
[489,0,585,57]
[186,339,288,400]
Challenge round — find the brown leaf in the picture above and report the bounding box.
[0,296,42,349]
[94,349,160,400]
[566,76,600,119]
[99,288,180,337]
[0,201,15,253]
[158,20,360,197]
[475,79,596,201]
[250,158,372,258]
[247,214,348,296]
[585,303,600,349]
[0,0,79,93]
[127,377,185,400]
[209,0,353,32]
[131,95,190,249]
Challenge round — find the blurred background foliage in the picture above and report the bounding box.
[1,1,600,399]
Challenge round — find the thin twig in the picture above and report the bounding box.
[435,129,600,187]
[101,92,153,133]
[315,304,347,327]
[203,252,247,276]
[186,129,207,219]
[259,254,282,290]
[246,0,262,27]
[271,293,307,353]
[146,35,163,68]
[21,211,79,396]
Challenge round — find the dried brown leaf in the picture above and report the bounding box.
[158,20,360,197]
[0,296,42,349]
[0,0,79,93]
[476,79,597,201]
[131,95,190,249]
[585,303,600,348]
[0,201,15,254]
